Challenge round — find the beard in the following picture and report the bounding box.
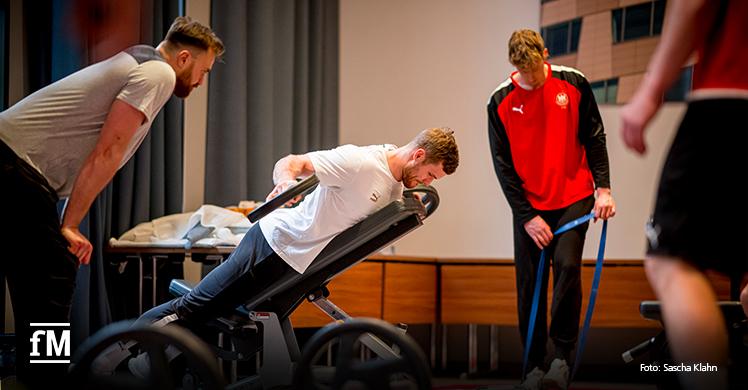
[401,165,419,188]
[173,67,195,98]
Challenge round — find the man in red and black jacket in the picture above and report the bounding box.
[487,29,615,390]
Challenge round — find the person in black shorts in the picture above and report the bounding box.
[621,1,748,389]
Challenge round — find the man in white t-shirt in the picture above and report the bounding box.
[138,128,459,335]
[0,17,223,387]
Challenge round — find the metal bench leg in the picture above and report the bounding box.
[468,324,478,374]
[441,324,448,371]
[250,311,299,389]
[490,325,499,371]
[430,323,437,368]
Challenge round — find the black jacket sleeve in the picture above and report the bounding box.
[576,77,611,189]
[488,100,537,224]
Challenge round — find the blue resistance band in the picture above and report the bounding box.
[521,211,608,381]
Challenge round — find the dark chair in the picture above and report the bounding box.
[71,176,436,390]
[622,300,747,389]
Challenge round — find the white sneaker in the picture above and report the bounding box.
[127,345,182,379]
[542,358,569,390]
[514,367,545,390]
[127,352,151,379]
[90,341,134,375]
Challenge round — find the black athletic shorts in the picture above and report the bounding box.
[646,98,748,275]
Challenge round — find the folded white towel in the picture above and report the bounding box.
[109,205,253,248]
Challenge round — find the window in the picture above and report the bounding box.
[624,3,651,40]
[544,23,569,57]
[653,0,666,35]
[612,9,623,43]
[612,0,667,43]
[664,66,692,102]
[542,18,582,57]
[590,78,619,104]
[570,18,582,53]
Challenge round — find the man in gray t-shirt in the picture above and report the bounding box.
[0,16,223,387]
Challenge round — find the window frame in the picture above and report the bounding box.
[542,17,583,57]
[664,66,693,102]
[590,78,619,104]
[612,0,667,44]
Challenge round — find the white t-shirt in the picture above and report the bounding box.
[0,45,175,197]
[259,144,404,274]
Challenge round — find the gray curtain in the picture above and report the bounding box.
[205,0,339,205]
[66,0,184,346]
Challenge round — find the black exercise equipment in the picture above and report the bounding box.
[247,175,319,223]
[622,300,747,388]
[73,175,437,389]
[294,317,431,390]
[68,320,226,389]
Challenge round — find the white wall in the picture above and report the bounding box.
[183,0,211,213]
[339,0,684,259]
[182,0,212,283]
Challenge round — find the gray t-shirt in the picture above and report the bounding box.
[0,45,176,197]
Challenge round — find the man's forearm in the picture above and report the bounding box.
[272,155,314,184]
[61,152,122,229]
[62,98,144,229]
[496,173,536,224]
[585,139,611,189]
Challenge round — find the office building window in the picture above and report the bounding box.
[542,18,582,57]
[590,78,619,104]
[612,0,667,43]
[664,66,692,102]
[653,0,666,35]
[624,3,651,40]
